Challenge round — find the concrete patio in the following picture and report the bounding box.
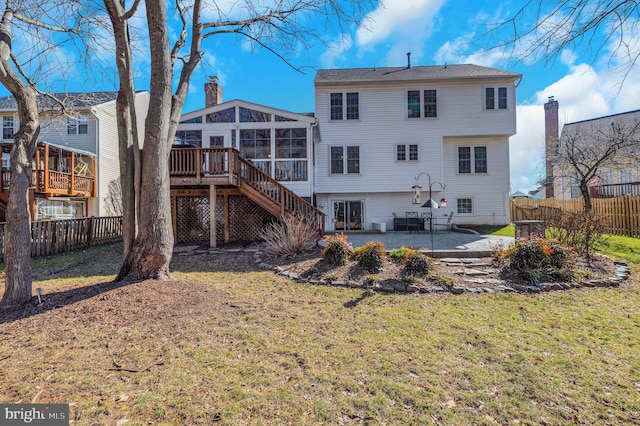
[329,230,515,258]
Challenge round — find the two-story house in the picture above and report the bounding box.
[0,91,149,220]
[313,63,521,231]
[547,104,640,200]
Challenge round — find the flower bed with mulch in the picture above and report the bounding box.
[261,247,631,295]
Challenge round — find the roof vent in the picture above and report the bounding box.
[407,52,411,69]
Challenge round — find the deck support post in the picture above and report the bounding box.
[209,183,217,248]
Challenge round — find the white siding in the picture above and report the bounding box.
[39,114,98,154]
[314,77,516,227]
[91,92,150,216]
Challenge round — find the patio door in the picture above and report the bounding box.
[203,131,228,174]
[333,201,364,231]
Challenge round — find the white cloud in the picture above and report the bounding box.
[319,33,353,68]
[355,0,447,65]
[509,60,639,192]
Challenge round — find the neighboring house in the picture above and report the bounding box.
[0,91,150,220]
[313,63,521,231]
[550,108,640,200]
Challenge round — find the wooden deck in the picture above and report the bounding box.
[1,143,96,198]
[169,147,325,245]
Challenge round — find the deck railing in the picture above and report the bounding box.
[0,168,95,196]
[589,182,640,198]
[169,147,325,233]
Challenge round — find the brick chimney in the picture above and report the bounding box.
[544,96,559,198]
[204,76,223,107]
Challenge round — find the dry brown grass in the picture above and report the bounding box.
[0,243,638,425]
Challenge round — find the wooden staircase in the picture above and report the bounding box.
[169,147,325,234]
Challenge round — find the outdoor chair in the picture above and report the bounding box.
[421,212,432,233]
[433,211,454,233]
[405,212,422,233]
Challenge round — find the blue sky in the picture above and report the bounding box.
[4,0,639,193]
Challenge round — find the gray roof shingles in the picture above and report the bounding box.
[315,64,521,84]
[0,91,118,111]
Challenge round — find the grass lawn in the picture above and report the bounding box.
[0,244,639,425]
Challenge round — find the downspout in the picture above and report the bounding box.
[90,106,100,217]
[311,118,319,204]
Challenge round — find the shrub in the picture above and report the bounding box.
[401,250,433,277]
[500,236,574,283]
[353,241,386,273]
[259,212,319,257]
[547,211,607,259]
[321,233,353,265]
[389,246,414,263]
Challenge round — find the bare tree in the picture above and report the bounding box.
[105,179,123,216]
[0,1,86,308]
[487,1,640,86]
[553,113,640,210]
[105,0,376,281]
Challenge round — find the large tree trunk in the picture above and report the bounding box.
[104,1,142,280]
[117,0,175,280]
[0,7,40,308]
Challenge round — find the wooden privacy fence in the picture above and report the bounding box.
[510,197,640,238]
[0,216,123,261]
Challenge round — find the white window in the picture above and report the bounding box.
[407,89,437,118]
[396,144,418,161]
[458,146,487,174]
[457,198,473,214]
[275,128,308,182]
[330,145,359,174]
[485,87,508,110]
[3,116,14,140]
[330,92,359,120]
[67,114,88,134]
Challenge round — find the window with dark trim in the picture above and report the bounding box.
[424,90,437,117]
[458,146,487,173]
[330,93,343,120]
[397,144,418,161]
[474,146,487,173]
[498,87,507,109]
[457,198,473,214]
[458,147,471,173]
[485,87,508,110]
[331,145,360,174]
[330,92,359,120]
[407,89,437,118]
[346,93,359,119]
